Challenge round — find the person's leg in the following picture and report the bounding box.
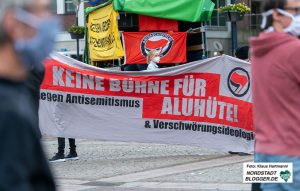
[49,137,66,162]
[58,137,65,154]
[275,155,300,191]
[68,138,76,153]
[251,183,262,191]
[255,153,282,191]
[65,138,78,160]
[288,156,300,191]
[256,153,300,191]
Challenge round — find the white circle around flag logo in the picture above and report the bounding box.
[227,67,250,97]
[140,32,173,57]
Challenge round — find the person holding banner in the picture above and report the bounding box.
[146,50,160,71]
[250,0,300,190]
[0,0,59,190]
[235,46,250,62]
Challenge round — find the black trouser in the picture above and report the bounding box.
[58,137,76,154]
[124,64,148,71]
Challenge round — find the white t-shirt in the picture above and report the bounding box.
[147,61,159,71]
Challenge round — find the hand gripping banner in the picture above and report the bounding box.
[40,53,254,153]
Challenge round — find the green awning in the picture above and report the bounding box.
[113,0,215,22]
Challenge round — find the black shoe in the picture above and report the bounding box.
[228,151,239,155]
[49,153,65,162]
[238,152,251,156]
[65,151,79,161]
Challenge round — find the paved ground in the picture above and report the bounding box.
[42,138,253,191]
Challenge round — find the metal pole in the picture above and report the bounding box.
[201,22,207,59]
[231,21,237,56]
[203,22,208,58]
[231,0,237,56]
[76,15,80,61]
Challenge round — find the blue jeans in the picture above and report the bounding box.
[255,153,300,191]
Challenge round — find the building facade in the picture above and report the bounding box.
[51,0,262,60]
[206,0,262,56]
[51,0,86,56]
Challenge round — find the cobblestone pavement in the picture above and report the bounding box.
[42,138,253,191]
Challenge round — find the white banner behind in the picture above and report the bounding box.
[40,53,254,153]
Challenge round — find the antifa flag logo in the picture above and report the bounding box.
[140,32,173,57]
[227,67,250,97]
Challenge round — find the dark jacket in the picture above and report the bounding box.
[0,78,55,191]
[25,64,45,138]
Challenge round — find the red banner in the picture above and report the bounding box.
[139,15,178,32]
[122,32,187,64]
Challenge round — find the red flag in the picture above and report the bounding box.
[122,32,187,64]
[139,15,178,31]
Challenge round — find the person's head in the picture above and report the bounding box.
[261,0,300,34]
[235,46,250,60]
[147,50,160,64]
[0,0,60,68]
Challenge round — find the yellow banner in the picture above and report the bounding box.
[87,4,124,62]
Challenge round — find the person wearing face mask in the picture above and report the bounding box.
[0,0,59,190]
[250,0,300,190]
[146,50,160,71]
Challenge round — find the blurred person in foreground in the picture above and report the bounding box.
[0,0,60,190]
[250,0,300,190]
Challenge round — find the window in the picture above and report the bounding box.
[50,0,57,14]
[207,0,226,27]
[250,1,262,31]
[65,0,76,14]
